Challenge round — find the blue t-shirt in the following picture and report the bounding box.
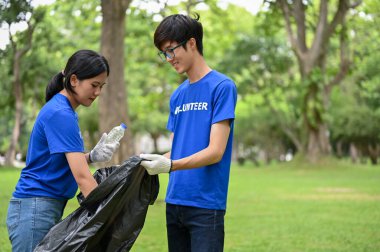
[13,94,84,200]
[166,70,237,210]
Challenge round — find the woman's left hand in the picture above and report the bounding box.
[89,133,120,163]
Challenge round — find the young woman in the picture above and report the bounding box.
[6,49,119,251]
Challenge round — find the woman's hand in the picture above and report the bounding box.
[89,133,120,163]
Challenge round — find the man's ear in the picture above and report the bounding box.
[189,38,197,50]
[70,74,78,87]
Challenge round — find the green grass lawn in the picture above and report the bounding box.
[1,160,380,252]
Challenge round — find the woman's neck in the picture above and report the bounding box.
[60,90,78,110]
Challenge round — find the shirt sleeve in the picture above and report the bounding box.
[45,109,84,154]
[212,79,237,125]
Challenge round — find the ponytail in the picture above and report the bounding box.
[45,72,64,102]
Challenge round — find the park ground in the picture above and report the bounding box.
[0,160,379,252]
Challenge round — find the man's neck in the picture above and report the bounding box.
[187,56,212,84]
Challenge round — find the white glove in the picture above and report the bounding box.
[90,133,120,163]
[140,154,172,175]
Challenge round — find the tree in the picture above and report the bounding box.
[329,0,380,164]
[219,11,307,157]
[100,0,133,164]
[269,0,362,162]
[0,0,44,165]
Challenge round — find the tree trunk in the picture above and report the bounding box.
[5,52,23,166]
[306,124,331,162]
[100,0,133,165]
[349,143,358,164]
[368,144,379,165]
[336,140,343,158]
[4,17,35,166]
[151,133,159,153]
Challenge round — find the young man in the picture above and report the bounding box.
[140,14,237,252]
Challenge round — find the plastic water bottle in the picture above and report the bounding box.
[105,123,127,144]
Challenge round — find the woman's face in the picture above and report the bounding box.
[70,71,108,108]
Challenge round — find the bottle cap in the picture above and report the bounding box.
[120,123,127,129]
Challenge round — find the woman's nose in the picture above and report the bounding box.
[94,86,102,96]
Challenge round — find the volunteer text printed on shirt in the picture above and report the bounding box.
[174,102,208,115]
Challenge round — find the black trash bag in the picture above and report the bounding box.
[34,156,159,252]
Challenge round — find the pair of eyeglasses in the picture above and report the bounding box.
[157,40,188,62]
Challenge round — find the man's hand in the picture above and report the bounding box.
[140,154,172,175]
[90,133,120,163]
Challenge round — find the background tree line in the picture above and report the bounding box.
[1,0,379,167]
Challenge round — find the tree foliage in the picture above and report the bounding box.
[0,0,380,166]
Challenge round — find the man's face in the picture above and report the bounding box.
[160,40,193,74]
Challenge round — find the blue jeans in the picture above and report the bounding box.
[6,197,67,252]
[166,203,226,252]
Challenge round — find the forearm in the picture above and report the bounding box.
[76,173,98,198]
[171,146,222,171]
[139,121,230,175]
[66,152,98,198]
[171,120,230,172]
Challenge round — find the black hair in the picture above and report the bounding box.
[45,49,110,102]
[154,13,203,55]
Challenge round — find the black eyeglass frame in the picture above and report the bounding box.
[157,40,188,62]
